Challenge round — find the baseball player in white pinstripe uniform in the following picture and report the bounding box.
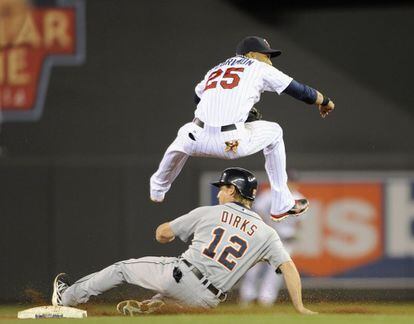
[150,36,335,221]
[52,168,316,315]
[239,179,304,306]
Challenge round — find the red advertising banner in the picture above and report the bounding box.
[0,0,84,122]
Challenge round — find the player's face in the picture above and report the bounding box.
[254,52,272,66]
[217,185,236,204]
[262,53,272,66]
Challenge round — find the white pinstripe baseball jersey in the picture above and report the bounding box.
[194,56,292,126]
[150,56,296,216]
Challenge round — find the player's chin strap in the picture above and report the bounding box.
[180,259,227,302]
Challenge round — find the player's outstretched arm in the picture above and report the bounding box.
[279,261,318,315]
[282,80,335,118]
[155,222,175,244]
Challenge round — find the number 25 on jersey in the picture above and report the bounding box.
[202,227,248,271]
[204,68,245,91]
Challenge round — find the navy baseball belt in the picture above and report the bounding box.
[182,259,227,301]
[193,118,237,132]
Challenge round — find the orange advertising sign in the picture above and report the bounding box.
[0,0,85,121]
[292,183,383,276]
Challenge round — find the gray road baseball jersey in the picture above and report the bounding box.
[170,202,291,292]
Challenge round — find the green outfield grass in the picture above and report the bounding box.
[1,303,413,323]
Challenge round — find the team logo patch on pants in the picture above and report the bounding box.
[225,140,240,153]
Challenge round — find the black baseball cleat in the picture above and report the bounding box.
[271,199,309,222]
[51,273,71,306]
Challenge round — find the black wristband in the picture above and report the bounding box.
[321,96,330,106]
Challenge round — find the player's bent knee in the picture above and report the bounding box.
[262,123,283,152]
[270,122,283,137]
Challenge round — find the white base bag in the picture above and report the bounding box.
[17,305,87,319]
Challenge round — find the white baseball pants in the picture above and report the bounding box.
[239,262,283,305]
[62,257,221,308]
[239,242,294,305]
[150,120,294,215]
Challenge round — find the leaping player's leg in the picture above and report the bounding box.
[150,142,189,202]
[242,121,295,215]
[150,123,196,202]
[262,125,295,215]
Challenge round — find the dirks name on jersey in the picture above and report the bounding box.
[221,210,257,237]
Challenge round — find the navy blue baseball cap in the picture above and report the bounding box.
[236,36,282,58]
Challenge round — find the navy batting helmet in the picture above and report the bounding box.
[211,167,258,200]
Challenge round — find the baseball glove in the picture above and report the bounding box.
[246,107,262,122]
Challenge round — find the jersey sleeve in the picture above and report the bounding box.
[169,206,206,242]
[261,63,293,95]
[194,70,210,98]
[263,231,292,270]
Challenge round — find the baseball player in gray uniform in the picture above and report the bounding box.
[52,168,316,315]
[150,36,335,222]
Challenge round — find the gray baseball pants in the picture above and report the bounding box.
[62,257,221,308]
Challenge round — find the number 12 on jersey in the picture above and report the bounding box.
[202,227,248,271]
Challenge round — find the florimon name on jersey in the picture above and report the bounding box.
[0,0,85,122]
